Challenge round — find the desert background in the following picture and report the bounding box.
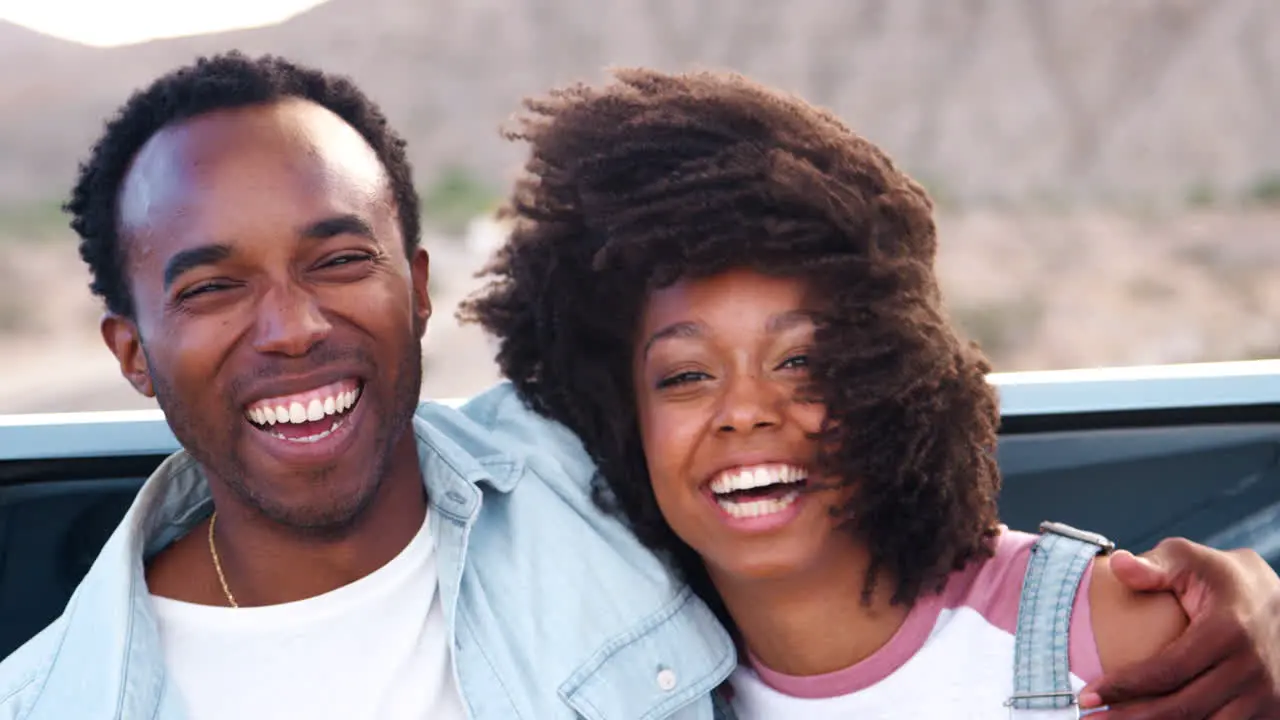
[0,0,1277,414]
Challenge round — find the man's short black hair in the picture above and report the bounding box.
[66,51,421,318]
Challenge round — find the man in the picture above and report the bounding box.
[0,53,732,720]
[0,52,1275,719]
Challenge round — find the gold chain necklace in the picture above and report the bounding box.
[208,511,240,608]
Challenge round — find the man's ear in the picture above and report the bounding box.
[410,247,432,340]
[101,313,155,397]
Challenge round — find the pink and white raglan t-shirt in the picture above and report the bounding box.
[729,529,1103,719]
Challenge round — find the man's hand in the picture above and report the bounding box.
[1079,538,1280,719]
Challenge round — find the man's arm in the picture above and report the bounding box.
[1079,538,1280,719]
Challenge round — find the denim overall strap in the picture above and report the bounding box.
[1007,522,1115,719]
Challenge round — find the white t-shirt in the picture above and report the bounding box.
[729,530,1103,719]
[150,511,466,720]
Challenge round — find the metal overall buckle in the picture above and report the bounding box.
[1004,690,1082,719]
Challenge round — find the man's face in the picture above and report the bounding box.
[105,99,431,532]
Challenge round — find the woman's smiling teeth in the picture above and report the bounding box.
[243,379,363,444]
[709,464,808,519]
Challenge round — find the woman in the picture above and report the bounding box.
[460,69,1186,717]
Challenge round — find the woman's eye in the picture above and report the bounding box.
[779,354,809,370]
[656,370,711,389]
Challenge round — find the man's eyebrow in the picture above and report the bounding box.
[159,216,375,291]
[301,214,376,241]
[642,321,703,357]
[767,310,816,334]
[163,244,231,290]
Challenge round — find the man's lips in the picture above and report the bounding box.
[239,376,368,458]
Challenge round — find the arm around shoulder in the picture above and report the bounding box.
[1089,553,1190,673]
[461,381,601,493]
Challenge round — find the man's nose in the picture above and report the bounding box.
[250,285,331,357]
[714,373,784,434]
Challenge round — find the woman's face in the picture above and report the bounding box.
[633,268,856,584]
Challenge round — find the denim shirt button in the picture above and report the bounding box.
[656,667,677,692]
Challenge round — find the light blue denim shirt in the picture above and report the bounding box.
[0,382,736,719]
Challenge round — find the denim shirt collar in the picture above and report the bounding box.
[27,411,524,720]
[20,398,736,720]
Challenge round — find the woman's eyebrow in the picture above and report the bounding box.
[642,321,704,358]
[766,310,816,334]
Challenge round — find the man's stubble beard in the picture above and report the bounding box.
[143,338,424,539]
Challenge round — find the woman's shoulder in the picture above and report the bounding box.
[962,527,1187,681]
[1087,552,1188,673]
[941,527,1040,634]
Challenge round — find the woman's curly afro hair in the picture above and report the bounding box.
[460,68,1002,610]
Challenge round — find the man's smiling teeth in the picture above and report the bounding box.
[265,415,350,444]
[244,379,362,427]
[709,464,808,519]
